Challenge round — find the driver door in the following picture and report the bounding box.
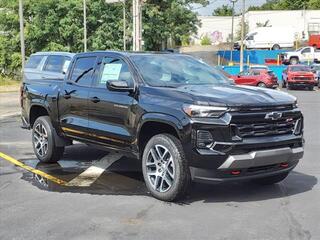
[87,54,137,151]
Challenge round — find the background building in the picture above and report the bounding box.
[194,10,320,45]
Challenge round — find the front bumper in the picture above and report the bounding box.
[191,147,303,183]
[288,81,316,87]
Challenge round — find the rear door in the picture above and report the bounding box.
[58,55,98,140]
[87,54,137,150]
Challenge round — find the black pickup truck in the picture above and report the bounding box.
[21,51,304,201]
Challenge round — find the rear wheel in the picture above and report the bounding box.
[289,57,299,65]
[257,82,267,88]
[272,44,280,50]
[308,86,314,91]
[253,173,289,185]
[142,134,190,201]
[32,116,64,163]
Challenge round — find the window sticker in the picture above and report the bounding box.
[100,63,122,84]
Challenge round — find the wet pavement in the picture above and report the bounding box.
[0,89,319,240]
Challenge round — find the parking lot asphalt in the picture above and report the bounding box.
[0,89,319,240]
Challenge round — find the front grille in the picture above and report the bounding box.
[236,119,296,138]
[233,104,294,113]
[231,107,302,138]
[293,77,313,81]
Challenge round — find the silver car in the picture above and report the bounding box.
[24,52,75,81]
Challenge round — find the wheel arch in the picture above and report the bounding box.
[137,113,184,156]
[29,104,50,128]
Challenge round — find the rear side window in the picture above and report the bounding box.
[25,55,44,69]
[70,57,96,86]
[44,55,71,73]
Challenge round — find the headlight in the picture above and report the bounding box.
[182,104,228,118]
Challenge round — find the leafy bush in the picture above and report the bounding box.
[181,35,190,47]
[200,35,212,46]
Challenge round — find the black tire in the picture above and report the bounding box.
[257,82,267,88]
[308,86,314,91]
[289,57,299,65]
[142,134,190,201]
[272,44,280,50]
[32,116,64,163]
[253,173,289,185]
[287,84,292,90]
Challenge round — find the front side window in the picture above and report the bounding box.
[25,55,44,69]
[70,57,96,86]
[44,55,70,73]
[130,55,230,88]
[95,57,133,88]
[302,48,311,54]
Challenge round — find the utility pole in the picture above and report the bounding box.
[83,0,87,52]
[239,0,245,72]
[230,0,237,64]
[19,0,25,70]
[133,0,142,51]
[123,0,126,51]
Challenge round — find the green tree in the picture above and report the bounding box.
[0,0,209,73]
[235,21,249,41]
[212,5,233,16]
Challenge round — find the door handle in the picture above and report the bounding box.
[90,96,100,103]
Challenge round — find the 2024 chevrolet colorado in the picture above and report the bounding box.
[21,51,304,201]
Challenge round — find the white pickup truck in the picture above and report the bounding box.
[281,47,320,65]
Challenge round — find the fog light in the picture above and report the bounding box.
[231,170,241,175]
[280,163,289,168]
[197,130,213,148]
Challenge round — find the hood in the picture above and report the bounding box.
[174,84,296,107]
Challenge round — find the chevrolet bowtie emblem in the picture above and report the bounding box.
[265,112,282,120]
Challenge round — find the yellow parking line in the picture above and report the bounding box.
[0,152,67,185]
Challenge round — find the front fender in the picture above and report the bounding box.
[137,112,185,138]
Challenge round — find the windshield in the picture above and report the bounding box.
[130,54,231,87]
[290,66,311,72]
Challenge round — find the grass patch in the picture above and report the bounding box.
[0,75,21,87]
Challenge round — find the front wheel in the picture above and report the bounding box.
[32,116,64,163]
[253,173,289,185]
[142,134,190,201]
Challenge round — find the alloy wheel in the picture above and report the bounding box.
[146,144,175,193]
[33,123,49,157]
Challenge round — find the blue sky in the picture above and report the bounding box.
[192,0,267,16]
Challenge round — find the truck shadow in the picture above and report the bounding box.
[20,144,317,203]
[183,171,317,204]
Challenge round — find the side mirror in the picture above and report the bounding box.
[107,80,133,92]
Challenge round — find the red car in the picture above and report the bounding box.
[282,65,316,91]
[230,69,279,88]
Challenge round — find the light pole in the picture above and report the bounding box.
[240,0,245,72]
[133,0,143,51]
[105,0,126,51]
[230,0,237,64]
[19,0,25,70]
[83,0,87,52]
